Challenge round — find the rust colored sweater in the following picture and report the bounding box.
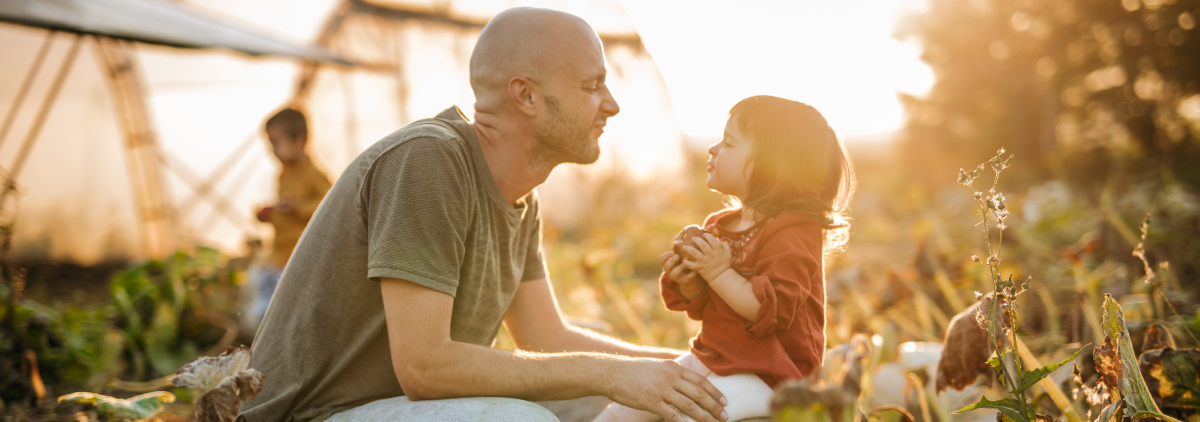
[660,209,826,388]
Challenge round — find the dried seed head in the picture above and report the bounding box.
[972,255,981,263]
[973,192,983,199]
[988,255,1000,265]
[987,193,1007,212]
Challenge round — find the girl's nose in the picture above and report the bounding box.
[708,143,719,155]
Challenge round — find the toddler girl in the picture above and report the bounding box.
[594,95,855,422]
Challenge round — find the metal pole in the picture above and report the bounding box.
[176,131,258,214]
[292,0,352,103]
[194,150,261,234]
[0,30,56,151]
[341,69,359,162]
[157,148,257,234]
[95,35,177,258]
[3,33,83,186]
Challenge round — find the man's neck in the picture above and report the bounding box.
[472,121,553,205]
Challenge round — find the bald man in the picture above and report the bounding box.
[239,8,728,422]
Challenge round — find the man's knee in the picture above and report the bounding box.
[327,396,559,422]
[476,397,560,422]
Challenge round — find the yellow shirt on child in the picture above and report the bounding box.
[270,155,331,268]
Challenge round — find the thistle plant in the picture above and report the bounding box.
[950,149,1084,422]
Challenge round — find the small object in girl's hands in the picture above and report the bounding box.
[673,224,710,259]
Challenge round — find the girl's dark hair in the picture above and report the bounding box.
[730,95,856,252]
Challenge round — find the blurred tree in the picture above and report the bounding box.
[896,0,1200,290]
[897,0,1200,189]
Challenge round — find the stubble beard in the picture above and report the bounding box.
[532,95,600,167]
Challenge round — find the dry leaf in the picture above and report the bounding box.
[1139,347,1200,413]
[936,295,1000,392]
[170,346,253,391]
[170,346,266,422]
[1091,294,1165,420]
[771,335,873,421]
[1141,322,1176,354]
[195,371,266,422]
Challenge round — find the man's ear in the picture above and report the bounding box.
[507,77,538,117]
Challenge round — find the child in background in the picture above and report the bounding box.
[594,96,855,422]
[249,108,332,327]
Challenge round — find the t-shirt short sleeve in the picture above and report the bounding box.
[362,136,473,296]
[520,193,548,282]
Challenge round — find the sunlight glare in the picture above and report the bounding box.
[619,0,934,143]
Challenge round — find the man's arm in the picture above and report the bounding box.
[503,277,681,359]
[380,277,728,422]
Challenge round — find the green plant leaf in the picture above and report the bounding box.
[1010,346,1085,396]
[988,349,1010,373]
[1096,295,1164,418]
[953,396,1033,422]
[1096,400,1121,422]
[58,391,175,420]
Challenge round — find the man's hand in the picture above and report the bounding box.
[604,358,728,422]
[660,251,705,300]
[682,233,733,282]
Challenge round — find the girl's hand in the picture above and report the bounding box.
[682,234,733,282]
[660,251,705,300]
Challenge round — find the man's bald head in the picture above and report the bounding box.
[470,8,605,112]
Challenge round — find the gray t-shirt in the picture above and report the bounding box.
[239,107,547,422]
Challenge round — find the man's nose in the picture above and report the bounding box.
[600,84,620,117]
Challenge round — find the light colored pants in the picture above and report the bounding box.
[325,395,612,422]
[592,353,772,422]
[326,396,557,422]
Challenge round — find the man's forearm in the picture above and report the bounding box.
[559,325,683,359]
[403,339,620,401]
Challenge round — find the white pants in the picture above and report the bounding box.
[592,353,772,422]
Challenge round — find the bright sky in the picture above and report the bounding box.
[620,0,934,142]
